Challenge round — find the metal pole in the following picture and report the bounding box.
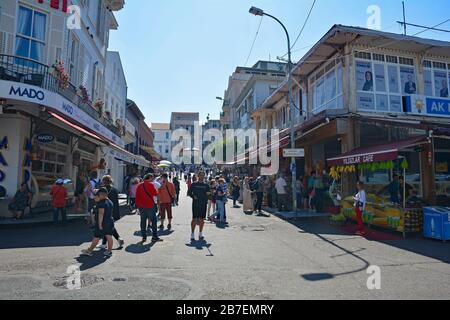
[402,1,407,35]
[263,13,297,212]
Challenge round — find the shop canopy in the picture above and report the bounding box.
[49,111,106,144]
[327,136,429,167]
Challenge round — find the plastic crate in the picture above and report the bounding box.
[423,207,450,241]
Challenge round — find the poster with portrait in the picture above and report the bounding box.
[356,61,373,92]
[434,71,448,98]
[376,94,389,111]
[374,64,386,92]
[357,92,375,110]
[387,65,399,93]
[389,95,402,112]
[400,66,417,95]
[424,69,433,96]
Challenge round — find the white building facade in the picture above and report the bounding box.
[0,0,148,217]
[152,123,171,161]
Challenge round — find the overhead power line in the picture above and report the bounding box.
[280,0,317,59]
[245,16,264,67]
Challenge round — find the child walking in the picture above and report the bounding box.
[81,188,115,258]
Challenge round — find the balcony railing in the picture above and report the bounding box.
[0,54,122,137]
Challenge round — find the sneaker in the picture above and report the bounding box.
[159,224,164,229]
[103,251,112,258]
[142,237,147,243]
[117,239,125,249]
[97,244,107,250]
[167,224,172,231]
[81,249,93,257]
[199,235,205,241]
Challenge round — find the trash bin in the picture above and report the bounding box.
[423,207,450,242]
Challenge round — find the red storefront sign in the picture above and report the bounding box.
[327,136,429,167]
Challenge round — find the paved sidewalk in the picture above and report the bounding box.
[0,197,129,228]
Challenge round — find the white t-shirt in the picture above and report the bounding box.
[354,190,367,211]
[275,178,287,195]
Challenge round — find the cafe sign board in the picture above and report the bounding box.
[328,150,398,167]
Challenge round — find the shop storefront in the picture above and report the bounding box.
[0,79,136,217]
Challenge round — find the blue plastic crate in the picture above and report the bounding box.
[423,207,450,241]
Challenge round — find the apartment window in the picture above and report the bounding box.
[166,132,170,139]
[15,6,46,62]
[69,35,79,84]
[355,52,416,113]
[423,59,449,98]
[311,60,343,113]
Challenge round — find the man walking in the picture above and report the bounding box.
[275,174,288,212]
[50,179,68,226]
[253,176,265,215]
[158,173,176,230]
[136,174,162,243]
[188,171,210,241]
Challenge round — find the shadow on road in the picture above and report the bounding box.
[125,241,156,254]
[0,221,91,249]
[75,252,110,271]
[287,219,450,282]
[185,240,214,256]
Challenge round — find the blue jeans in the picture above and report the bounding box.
[53,207,67,225]
[140,206,158,240]
[216,200,225,221]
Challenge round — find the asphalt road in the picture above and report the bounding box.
[0,183,449,300]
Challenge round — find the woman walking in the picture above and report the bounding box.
[353,181,367,236]
[207,180,216,221]
[231,176,241,208]
[242,177,254,214]
[173,177,181,206]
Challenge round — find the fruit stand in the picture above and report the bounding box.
[327,136,430,238]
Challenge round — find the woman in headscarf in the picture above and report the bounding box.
[242,177,254,213]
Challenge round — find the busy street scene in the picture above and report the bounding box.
[0,0,450,302]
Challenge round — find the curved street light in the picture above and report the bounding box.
[249,6,297,211]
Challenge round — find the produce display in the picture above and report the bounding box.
[339,193,404,231]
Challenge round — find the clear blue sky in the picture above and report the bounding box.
[109,0,450,125]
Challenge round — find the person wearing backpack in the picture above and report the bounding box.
[158,173,176,230]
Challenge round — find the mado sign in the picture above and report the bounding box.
[36,133,55,144]
[405,95,450,118]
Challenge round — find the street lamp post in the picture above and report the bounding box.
[249,6,297,212]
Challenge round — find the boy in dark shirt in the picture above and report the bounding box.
[81,188,115,258]
[188,171,210,241]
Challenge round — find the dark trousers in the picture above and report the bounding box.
[277,194,288,212]
[140,207,158,240]
[254,192,264,211]
[53,207,67,225]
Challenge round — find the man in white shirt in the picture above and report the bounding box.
[353,181,367,236]
[275,175,288,212]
